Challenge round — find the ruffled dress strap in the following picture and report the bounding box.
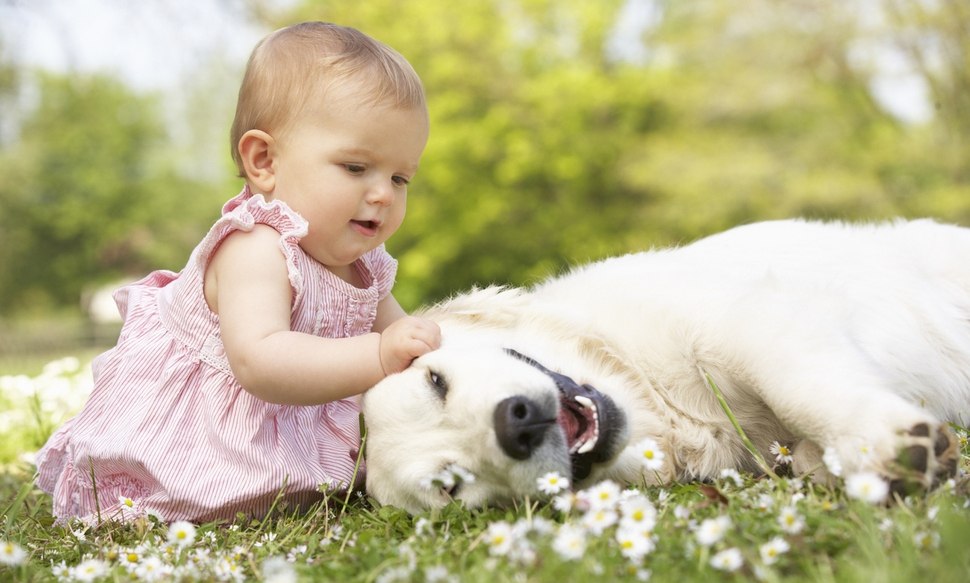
[206,186,312,304]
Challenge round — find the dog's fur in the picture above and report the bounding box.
[362,219,970,513]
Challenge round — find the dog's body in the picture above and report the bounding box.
[363,219,970,513]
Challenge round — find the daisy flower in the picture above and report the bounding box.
[845,472,889,504]
[619,494,658,532]
[552,524,587,561]
[552,492,578,513]
[484,521,515,556]
[120,546,142,570]
[168,521,197,547]
[778,506,805,534]
[719,468,744,488]
[134,556,171,582]
[71,558,109,582]
[673,504,691,521]
[634,437,666,471]
[583,480,622,510]
[913,530,940,550]
[759,536,790,565]
[537,471,569,495]
[710,547,744,571]
[583,508,619,535]
[421,464,476,493]
[822,446,843,477]
[446,463,476,484]
[695,515,732,546]
[0,540,26,566]
[262,556,297,583]
[116,495,141,518]
[616,527,655,561]
[770,441,794,464]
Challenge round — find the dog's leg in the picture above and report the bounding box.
[725,347,960,494]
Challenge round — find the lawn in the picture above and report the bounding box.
[2,357,969,582]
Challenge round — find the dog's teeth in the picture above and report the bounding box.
[575,395,594,409]
[577,438,596,454]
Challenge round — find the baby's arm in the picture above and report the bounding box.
[206,225,431,405]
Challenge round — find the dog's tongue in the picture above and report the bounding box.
[557,407,581,448]
[558,395,596,452]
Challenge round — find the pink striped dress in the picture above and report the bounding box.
[35,188,397,523]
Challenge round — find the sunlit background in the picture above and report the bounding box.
[1,0,968,360]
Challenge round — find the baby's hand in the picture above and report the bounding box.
[378,316,441,375]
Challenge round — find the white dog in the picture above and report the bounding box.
[362,219,970,513]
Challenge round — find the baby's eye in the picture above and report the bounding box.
[343,164,366,175]
[392,175,410,187]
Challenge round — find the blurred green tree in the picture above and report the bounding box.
[1,0,968,319]
[0,74,213,315]
[277,0,970,308]
[284,0,668,307]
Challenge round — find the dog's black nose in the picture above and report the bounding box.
[494,396,555,460]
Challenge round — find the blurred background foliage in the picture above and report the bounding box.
[0,0,968,345]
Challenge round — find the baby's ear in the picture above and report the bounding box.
[237,129,277,194]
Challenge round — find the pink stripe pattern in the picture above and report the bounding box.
[35,188,397,523]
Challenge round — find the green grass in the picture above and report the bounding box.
[2,358,970,582]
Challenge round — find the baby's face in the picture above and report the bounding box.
[269,89,429,271]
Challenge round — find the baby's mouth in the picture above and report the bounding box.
[351,219,381,234]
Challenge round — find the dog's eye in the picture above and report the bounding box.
[428,370,448,400]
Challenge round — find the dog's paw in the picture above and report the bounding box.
[887,423,959,497]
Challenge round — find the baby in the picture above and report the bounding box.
[35,22,440,523]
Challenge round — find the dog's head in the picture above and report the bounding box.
[361,345,629,513]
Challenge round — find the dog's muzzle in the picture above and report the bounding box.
[502,349,626,481]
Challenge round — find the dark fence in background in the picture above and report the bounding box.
[0,317,120,357]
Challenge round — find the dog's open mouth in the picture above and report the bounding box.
[504,349,625,483]
[555,380,623,481]
[559,391,599,455]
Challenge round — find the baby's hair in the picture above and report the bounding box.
[230,21,426,177]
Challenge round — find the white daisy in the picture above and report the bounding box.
[71,558,109,582]
[484,521,515,556]
[634,437,666,471]
[536,471,569,495]
[167,521,197,547]
[913,530,940,550]
[695,515,732,547]
[446,463,476,484]
[0,540,26,566]
[619,494,657,532]
[710,547,744,571]
[778,506,805,534]
[582,508,619,535]
[552,524,587,561]
[615,527,655,561]
[134,556,171,582]
[770,441,794,464]
[262,556,297,583]
[583,480,622,510]
[758,536,790,565]
[552,492,577,513]
[719,468,744,488]
[822,446,843,477]
[845,472,889,504]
